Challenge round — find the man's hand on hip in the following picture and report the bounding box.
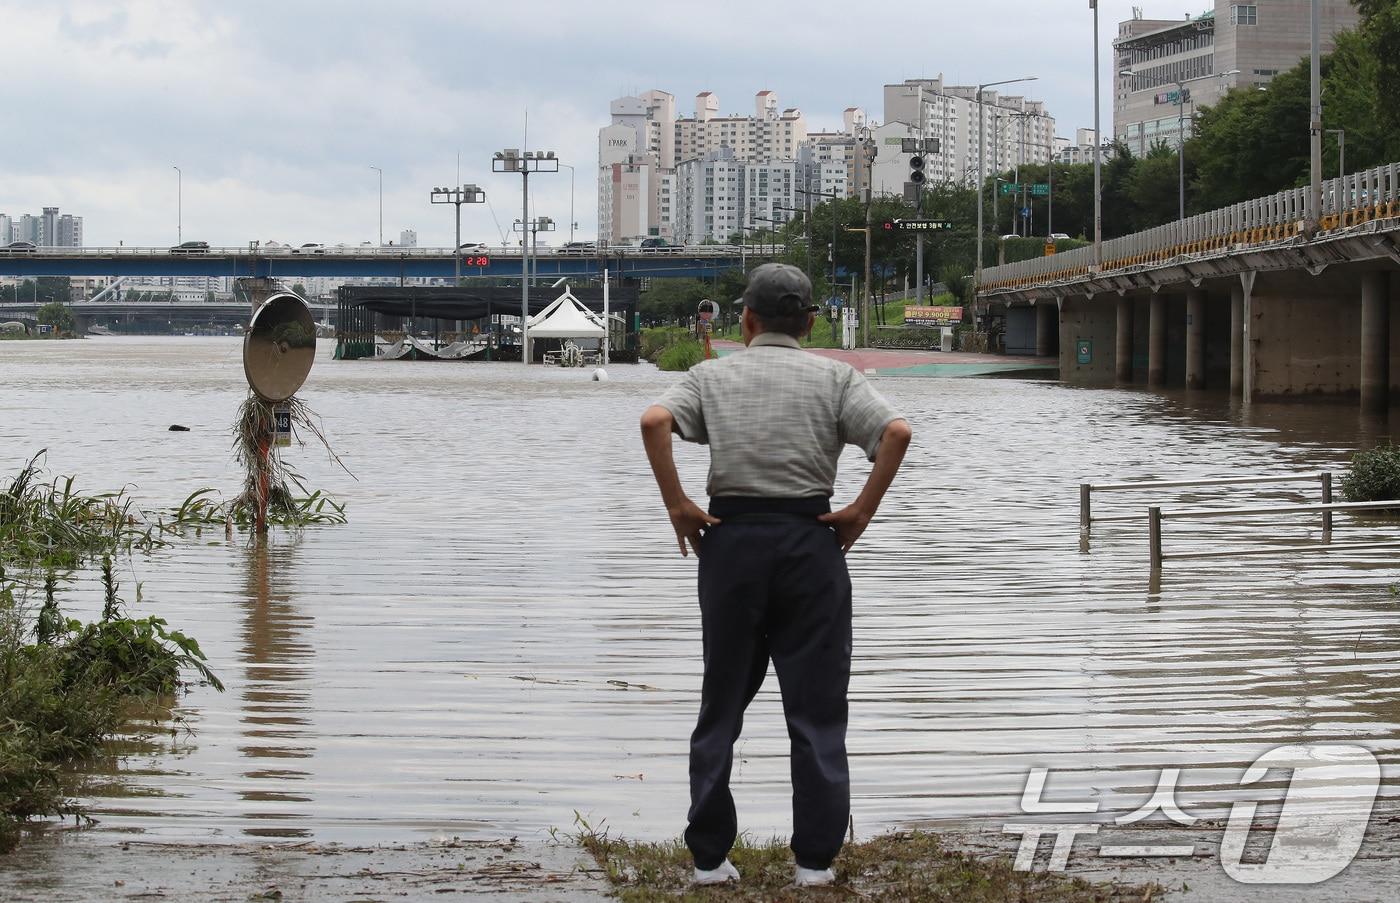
[818,504,873,554]
[668,498,720,557]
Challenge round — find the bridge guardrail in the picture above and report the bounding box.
[979,161,1400,294]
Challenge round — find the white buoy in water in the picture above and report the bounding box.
[592,368,609,382]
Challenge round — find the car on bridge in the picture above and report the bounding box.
[560,241,596,255]
[457,242,489,252]
[295,243,327,254]
[170,240,209,254]
[1,240,37,254]
[640,237,669,249]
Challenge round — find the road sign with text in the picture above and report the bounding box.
[883,219,954,233]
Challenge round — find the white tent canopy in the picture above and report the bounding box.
[527,288,606,338]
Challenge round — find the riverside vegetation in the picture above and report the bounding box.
[0,451,344,851]
[574,819,1159,903]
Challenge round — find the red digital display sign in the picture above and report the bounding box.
[467,256,491,267]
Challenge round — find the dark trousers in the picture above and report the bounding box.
[685,503,853,871]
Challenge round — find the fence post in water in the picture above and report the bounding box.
[1322,472,1333,533]
[1149,506,1163,570]
[1080,484,1092,531]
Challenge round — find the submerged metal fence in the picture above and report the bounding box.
[981,161,1400,293]
[1079,471,1400,569]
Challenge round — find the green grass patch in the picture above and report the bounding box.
[0,560,223,852]
[1,452,345,573]
[642,327,694,363]
[577,824,1160,902]
[1341,443,1400,504]
[658,340,706,372]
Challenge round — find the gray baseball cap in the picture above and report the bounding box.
[736,263,819,318]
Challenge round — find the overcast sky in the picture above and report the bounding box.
[2,0,1146,247]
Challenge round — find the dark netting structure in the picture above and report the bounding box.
[335,284,640,362]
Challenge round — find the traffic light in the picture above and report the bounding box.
[909,155,926,184]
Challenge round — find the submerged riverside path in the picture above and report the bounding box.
[1,337,1398,899]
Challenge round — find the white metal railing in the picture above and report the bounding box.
[981,161,1400,292]
[1148,500,1400,569]
[1079,472,1334,530]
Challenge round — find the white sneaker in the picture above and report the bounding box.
[793,865,835,887]
[692,859,740,885]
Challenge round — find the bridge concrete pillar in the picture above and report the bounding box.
[1035,301,1057,357]
[1115,295,1133,382]
[1229,285,1244,396]
[1185,288,1206,390]
[1148,292,1168,386]
[1361,271,1391,413]
[236,277,279,315]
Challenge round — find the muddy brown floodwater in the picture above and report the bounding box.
[1,337,1398,895]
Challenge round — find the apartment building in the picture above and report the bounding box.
[879,77,1056,199]
[1114,1,1360,155]
[1,206,83,246]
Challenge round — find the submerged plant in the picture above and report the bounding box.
[226,395,349,531]
[0,452,169,570]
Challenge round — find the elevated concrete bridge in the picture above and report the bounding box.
[0,244,774,280]
[978,162,1400,412]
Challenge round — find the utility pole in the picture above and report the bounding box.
[916,91,927,304]
[859,126,875,349]
[863,188,872,348]
[493,148,558,364]
[430,184,486,284]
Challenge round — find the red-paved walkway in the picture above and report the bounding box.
[710,340,1057,373]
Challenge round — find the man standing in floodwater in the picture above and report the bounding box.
[639,263,912,888]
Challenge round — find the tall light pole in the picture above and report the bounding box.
[1309,0,1322,232]
[559,163,577,243]
[1327,129,1346,178]
[430,184,487,284]
[369,165,383,246]
[493,149,558,364]
[172,165,182,244]
[975,76,1037,293]
[1092,0,1103,270]
[1121,68,1189,220]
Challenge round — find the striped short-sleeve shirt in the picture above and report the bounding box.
[655,332,903,499]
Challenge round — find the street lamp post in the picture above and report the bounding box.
[559,163,577,243]
[172,165,182,244]
[430,184,487,284]
[1309,0,1322,232]
[797,187,841,308]
[493,149,558,364]
[514,216,556,285]
[975,76,1038,295]
[1120,68,1189,220]
[369,165,383,246]
[1091,0,1103,271]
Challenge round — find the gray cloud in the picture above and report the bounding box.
[2,0,1130,248]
